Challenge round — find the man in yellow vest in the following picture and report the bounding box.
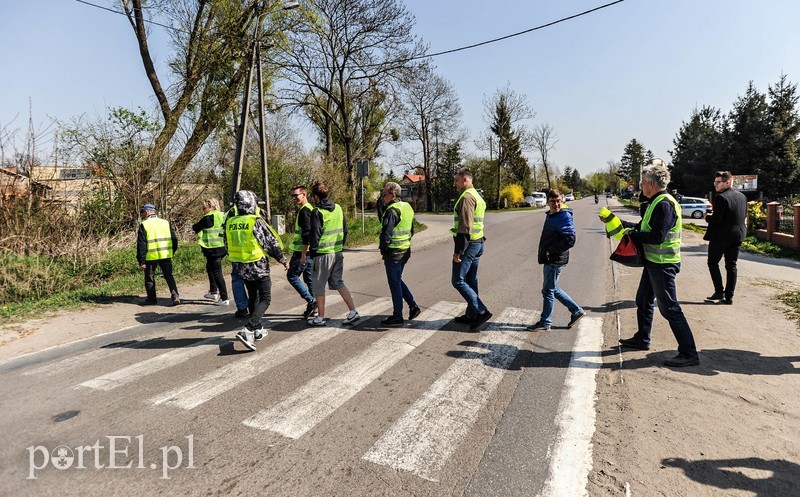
[287,185,317,319]
[378,182,421,327]
[305,181,360,326]
[192,198,229,306]
[616,164,700,367]
[226,190,289,351]
[451,168,492,329]
[136,203,180,306]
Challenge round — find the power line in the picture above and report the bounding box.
[75,0,625,61]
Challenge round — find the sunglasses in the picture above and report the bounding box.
[291,193,304,198]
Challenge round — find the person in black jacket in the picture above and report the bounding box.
[704,170,747,305]
[528,189,585,331]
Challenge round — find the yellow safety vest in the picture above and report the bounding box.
[142,217,173,261]
[198,209,225,249]
[226,214,265,263]
[640,194,682,264]
[316,204,344,254]
[382,201,414,250]
[451,187,486,240]
[600,207,628,240]
[289,203,313,253]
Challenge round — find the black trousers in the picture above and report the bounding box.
[144,259,179,300]
[244,276,271,331]
[205,254,229,300]
[707,240,741,299]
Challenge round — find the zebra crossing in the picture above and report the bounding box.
[18,297,601,485]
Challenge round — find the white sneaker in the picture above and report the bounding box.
[214,299,230,306]
[307,316,328,326]
[253,327,266,341]
[203,292,219,301]
[236,329,256,351]
[342,310,360,325]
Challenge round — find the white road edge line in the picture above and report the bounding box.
[537,316,603,497]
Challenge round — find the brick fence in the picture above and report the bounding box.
[756,202,800,249]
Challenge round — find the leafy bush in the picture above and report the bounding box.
[747,201,765,235]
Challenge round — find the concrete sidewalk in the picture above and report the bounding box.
[589,200,800,496]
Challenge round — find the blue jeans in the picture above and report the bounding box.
[634,262,698,358]
[231,266,248,311]
[385,253,416,318]
[451,242,487,318]
[539,264,583,326]
[287,252,314,303]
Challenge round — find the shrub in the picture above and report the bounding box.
[500,184,524,207]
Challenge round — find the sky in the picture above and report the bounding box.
[2,0,800,177]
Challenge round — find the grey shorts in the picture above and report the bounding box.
[311,252,345,295]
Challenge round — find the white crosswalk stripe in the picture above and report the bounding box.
[362,306,535,482]
[76,336,225,391]
[21,337,163,377]
[148,297,390,410]
[242,301,465,438]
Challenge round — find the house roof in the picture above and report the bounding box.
[403,174,425,183]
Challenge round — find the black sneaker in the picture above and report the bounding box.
[526,321,551,332]
[470,310,493,330]
[303,300,318,319]
[454,314,473,324]
[664,354,700,367]
[380,316,404,327]
[408,306,421,321]
[619,336,650,350]
[705,292,724,301]
[722,298,733,305]
[234,309,249,318]
[567,311,586,329]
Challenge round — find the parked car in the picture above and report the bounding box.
[619,191,635,200]
[679,196,713,219]
[564,193,575,201]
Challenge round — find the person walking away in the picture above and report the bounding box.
[528,189,585,331]
[192,198,230,306]
[287,185,317,319]
[450,168,492,330]
[615,164,700,367]
[306,181,360,326]
[137,203,181,306]
[224,204,251,318]
[378,182,421,327]
[704,170,747,305]
[226,190,289,351]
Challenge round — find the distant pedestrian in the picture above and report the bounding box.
[378,182,421,327]
[528,189,585,331]
[287,185,317,319]
[306,181,360,326]
[192,198,230,306]
[614,164,700,367]
[451,168,492,330]
[136,203,181,306]
[226,190,289,351]
[704,170,747,305]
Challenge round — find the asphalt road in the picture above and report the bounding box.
[0,198,612,497]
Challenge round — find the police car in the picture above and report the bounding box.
[679,196,713,219]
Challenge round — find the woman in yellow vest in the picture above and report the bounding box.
[226,190,289,351]
[136,204,180,306]
[614,164,700,367]
[192,198,229,306]
[378,182,421,327]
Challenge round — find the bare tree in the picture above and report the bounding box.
[396,62,462,211]
[120,0,296,204]
[278,0,426,209]
[532,123,558,189]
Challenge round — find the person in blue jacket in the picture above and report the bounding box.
[528,189,585,331]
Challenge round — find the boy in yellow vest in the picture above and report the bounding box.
[305,181,360,326]
[226,190,289,351]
